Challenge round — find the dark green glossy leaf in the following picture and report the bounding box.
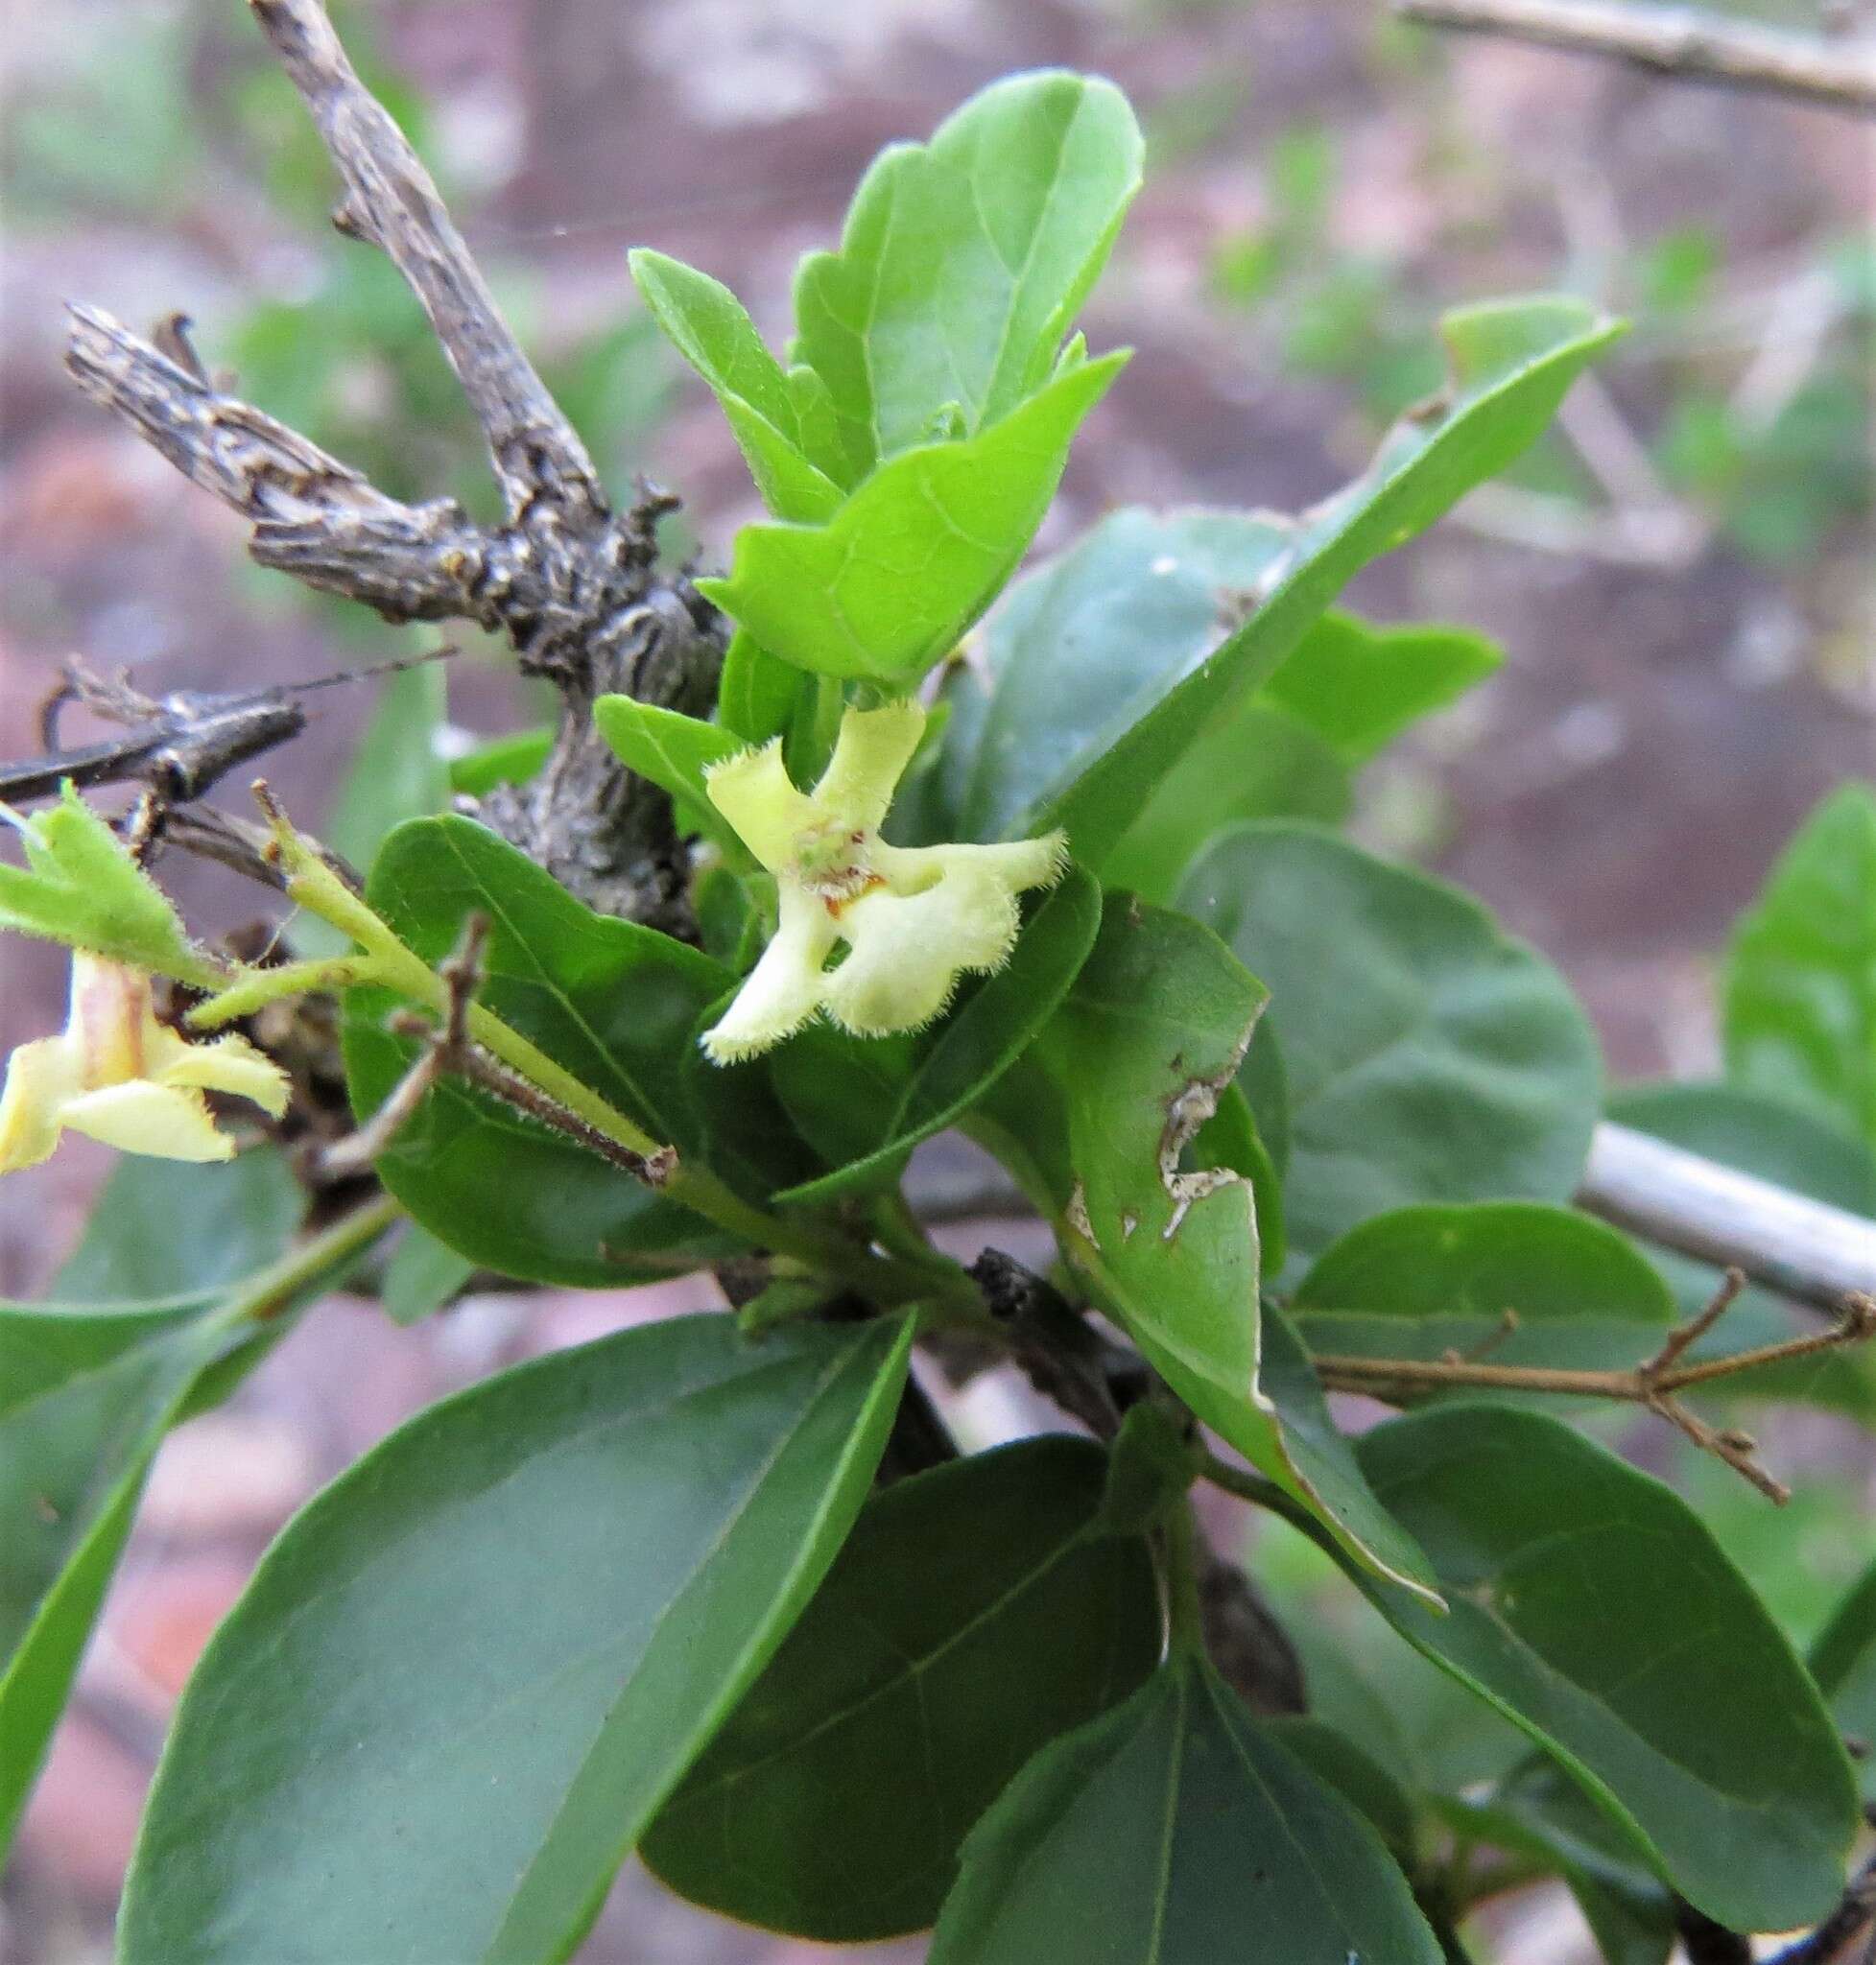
[1042,299,1623,866]
[772,864,1102,1204]
[118,1313,914,1965]
[697,354,1126,683]
[643,1436,1160,1940]
[1811,1554,1876,1804]
[379,1222,476,1326]
[790,70,1142,472]
[0,1301,223,1851]
[2,1174,375,1856]
[1181,824,1601,1265]
[344,816,745,1287]
[1261,612,1501,764]
[927,1655,1443,1965]
[1350,1402,1858,1930]
[1722,782,1876,1145]
[51,1148,304,1301]
[1293,1202,1672,1385]
[446,727,553,798]
[1044,892,1437,1598]
[1607,1082,1876,1412]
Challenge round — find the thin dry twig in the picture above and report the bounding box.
[1395,0,1876,115]
[1312,1271,1876,1502]
[314,911,675,1189]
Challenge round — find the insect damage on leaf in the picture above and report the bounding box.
[1156,1023,1256,1242]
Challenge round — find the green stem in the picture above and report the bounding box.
[1162,1500,1208,1659]
[188,957,390,1029]
[202,1192,403,1338]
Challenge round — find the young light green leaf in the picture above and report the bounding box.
[1042,892,1437,1598]
[118,1313,914,1965]
[629,249,846,519]
[0,785,219,985]
[343,816,748,1287]
[791,70,1142,472]
[927,1655,1443,1965]
[696,352,1126,683]
[772,864,1102,1204]
[1261,613,1501,764]
[1350,1402,1859,1931]
[591,696,748,857]
[1722,781,1876,1147]
[1042,299,1624,866]
[1811,1554,1876,1804]
[1181,825,1601,1266]
[643,1435,1160,1941]
[1292,1202,1673,1384]
[716,629,808,746]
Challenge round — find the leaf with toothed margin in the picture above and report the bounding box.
[1031,890,1439,1599]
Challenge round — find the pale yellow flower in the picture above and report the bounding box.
[0,954,290,1172]
[701,699,1067,1062]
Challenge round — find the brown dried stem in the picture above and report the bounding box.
[1312,1271,1876,1502]
[1396,0,1876,116]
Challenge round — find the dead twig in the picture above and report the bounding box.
[1312,1272,1876,1502]
[63,0,724,931]
[1395,0,1876,115]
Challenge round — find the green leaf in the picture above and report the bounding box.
[936,506,1294,846]
[1722,781,1876,1146]
[1261,1715,1421,1867]
[1045,299,1624,866]
[0,784,217,984]
[446,727,553,798]
[1293,1202,1673,1385]
[1348,1402,1859,1930]
[716,628,807,746]
[119,1313,913,1965]
[2,1172,372,1857]
[1607,1082,1876,1412]
[1811,1554,1876,1804]
[591,696,746,856]
[1101,699,1352,906]
[643,1435,1160,1940]
[1043,891,1437,1598]
[791,70,1142,473]
[0,1300,226,1853]
[927,1655,1443,1965]
[696,352,1127,683]
[1181,824,1601,1265]
[772,864,1102,1204]
[379,1222,476,1326]
[1438,1764,1675,1965]
[1261,613,1501,764]
[51,1148,304,1302]
[629,249,845,520]
[343,816,744,1287]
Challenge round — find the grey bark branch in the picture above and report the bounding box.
[64,0,727,933]
[249,0,604,521]
[1395,0,1876,116]
[1579,1122,1876,1314]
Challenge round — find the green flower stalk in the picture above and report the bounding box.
[701,700,1066,1062]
